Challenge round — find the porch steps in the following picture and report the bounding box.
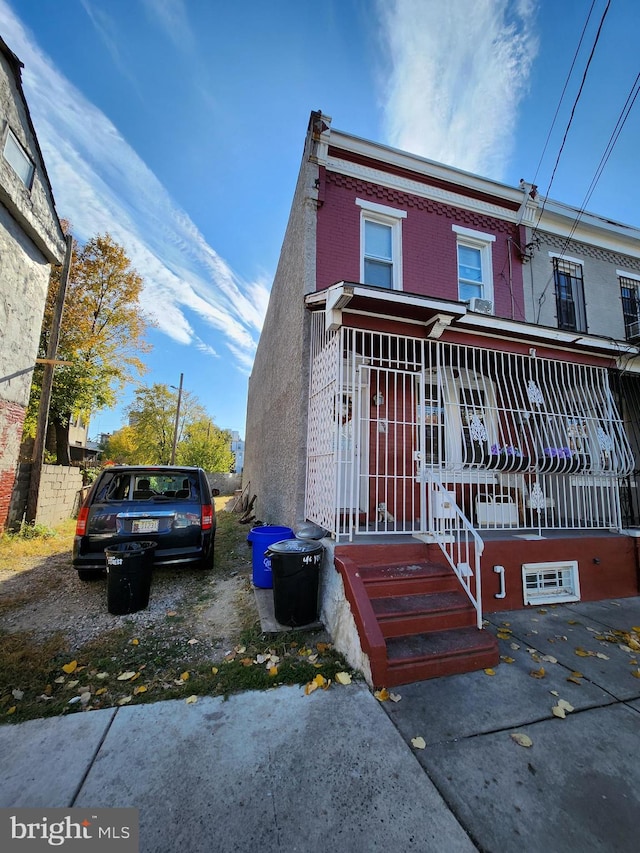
[335,547,499,688]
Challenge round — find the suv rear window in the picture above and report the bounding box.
[94,471,201,502]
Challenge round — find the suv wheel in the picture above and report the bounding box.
[197,546,214,571]
[77,568,105,581]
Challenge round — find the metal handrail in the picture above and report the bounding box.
[427,475,485,629]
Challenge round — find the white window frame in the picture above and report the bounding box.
[453,225,495,305]
[357,198,406,291]
[3,127,34,188]
[522,560,581,605]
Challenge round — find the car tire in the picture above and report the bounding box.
[77,568,104,582]
[197,546,214,571]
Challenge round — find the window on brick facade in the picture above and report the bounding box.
[552,256,586,332]
[3,128,34,187]
[452,225,495,306]
[357,198,406,290]
[619,274,640,339]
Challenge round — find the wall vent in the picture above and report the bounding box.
[522,560,580,606]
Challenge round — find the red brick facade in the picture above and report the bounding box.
[0,398,27,530]
[316,169,526,321]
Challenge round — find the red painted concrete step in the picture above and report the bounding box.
[384,627,499,687]
[358,562,460,597]
[371,590,477,637]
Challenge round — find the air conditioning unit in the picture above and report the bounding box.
[627,318,640,341]
[468,297,494,315]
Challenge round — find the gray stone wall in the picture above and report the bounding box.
[206,472,242,496]
[243,123,319,529]
[524,231,640,338]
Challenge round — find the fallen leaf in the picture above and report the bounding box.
[497,631,512,640]
[307,654,318,663]
[550,690,559,696]
[131,638,139,646]
[628,638,640,651]
[38,694,53,702]
[374,688,390,701]
[558,699,574,712]
[43,684,52,696]
[595,652,609,660]
[335,672,352,685]
[240,658,253,667]
[552,705,566,718]
[62,660,78,674]
[166,610,177,617]
[117,696,132,705]
[575,648,591,657]
[313,674,327,688]
[411,736,426,750]
[96,687,108,696]
[117,671,137,681]
[6,706,16,715]
[540,655,558,664]
[529,667,546,679]
[235,645,246,654]
[631,669,640,679]
[304,680,318,695]
[66,680,79,688]
[255,654,270,664]
[187,638,199,646]
[567,676,583,685]
[185,695,198,704]
[389,692,402,702]
[180,671,190,681]
[511,733,533,748]
[95,672,109,680]
[80,692,91,705]
[484,668,496,676]
[211,667,219,675]
[11,689,23,700]
[510,642,520,650]
[268,666,278,677]
[133,685,147,695]
[500,656,515,664]
[54,676,65,684]
[316,642,330,652]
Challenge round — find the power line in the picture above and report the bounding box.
[532,0,612,239]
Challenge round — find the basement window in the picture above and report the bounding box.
[522,561,580,606]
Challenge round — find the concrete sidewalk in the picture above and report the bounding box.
[1,597,639,852]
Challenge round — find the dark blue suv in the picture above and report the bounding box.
[73,466,218,580]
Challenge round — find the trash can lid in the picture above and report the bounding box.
[294,522,328,540]
[267,538,323,554]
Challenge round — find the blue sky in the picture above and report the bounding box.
[1,0,639,441]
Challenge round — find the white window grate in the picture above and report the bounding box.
[522,561,580,605]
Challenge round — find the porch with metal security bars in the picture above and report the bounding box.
[305,313,635,542]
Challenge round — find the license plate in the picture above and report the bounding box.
[132,519,159,533]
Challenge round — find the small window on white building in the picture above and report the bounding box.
[453,225,495,304]
[357,198,406,290]
[522,560,580,605]
[3,128,34,187]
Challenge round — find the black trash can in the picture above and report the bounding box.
[266,539,323,627]
[105,541,157,615]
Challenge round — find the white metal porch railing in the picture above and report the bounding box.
[305,316,636,541]
[421,475,485,629]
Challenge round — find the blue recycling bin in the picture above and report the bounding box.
[248,525,294,588]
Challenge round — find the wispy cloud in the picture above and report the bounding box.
[0,1,269,374]
[140,0,196,52]
[377,0,539,178]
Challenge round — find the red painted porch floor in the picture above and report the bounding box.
[334,544,499,688]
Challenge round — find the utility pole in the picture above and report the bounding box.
[27,232,74,522]
[170,372,183,465]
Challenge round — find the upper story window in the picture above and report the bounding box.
[452,225,495,306]
[3,127,34,187]
[618,271,640,339]
[356,198,406,290]
[551,254,586,332]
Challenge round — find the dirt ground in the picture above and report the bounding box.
[0,509,260,659]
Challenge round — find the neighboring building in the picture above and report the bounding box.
[0,37,66,531]
[230,430,244,473]
[68,415,101,466]
[244,112,640,687]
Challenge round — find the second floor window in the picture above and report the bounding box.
[452,225,495,306]
[552,257,586,332]
[3,128,34,187]
[620,275,640,338]
[357,198,406,291]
